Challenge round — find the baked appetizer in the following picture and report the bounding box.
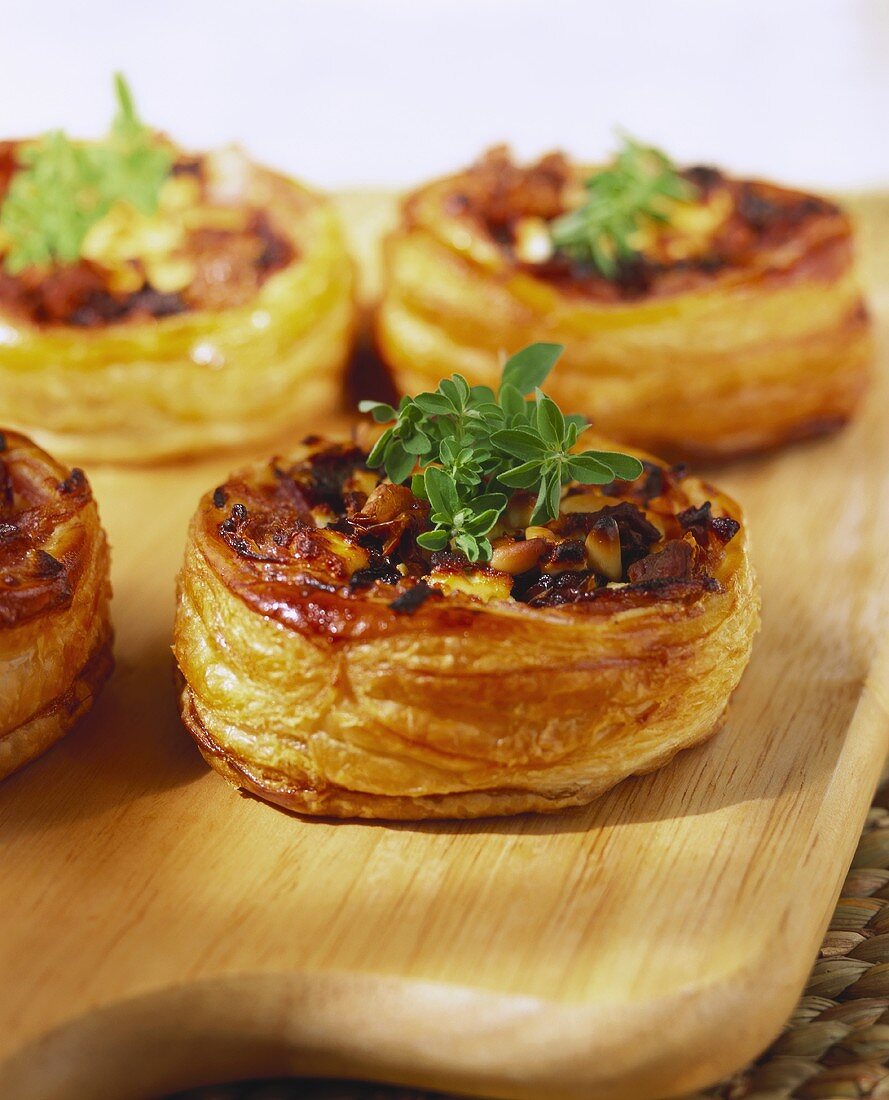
[0,430,112,779]
[376,138,871,460]
[174,343,759,819]
[0,75,355,463]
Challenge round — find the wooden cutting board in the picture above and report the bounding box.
[1,194,889,1100]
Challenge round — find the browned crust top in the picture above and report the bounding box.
[197,437,745,643]
[404,146,854,301]
[0,430,96,628]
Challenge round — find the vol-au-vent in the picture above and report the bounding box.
[0,75,356,463]
[0,430,113,779]
[173,343,760,819]
[376,138,872,460]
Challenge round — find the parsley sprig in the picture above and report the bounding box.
[360,343,643,563]
[0,73,172,273]
[549,135,696,278]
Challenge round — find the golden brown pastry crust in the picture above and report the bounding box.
[375,149,872,461]
[173,439,760,819]
[0,431,113,779]
[0,154,356,464]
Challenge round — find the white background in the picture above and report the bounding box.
[3,0,888,191]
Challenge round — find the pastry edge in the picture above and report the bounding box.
[178,677,732,822]
[0,631,114,781]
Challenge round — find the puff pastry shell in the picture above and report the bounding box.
[376,150,871,460]
[173,439,760,819]
[0,431,112,779]
[0,156,355,463]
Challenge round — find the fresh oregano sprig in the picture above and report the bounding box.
[417,467,507,561]
[359,343,643,563]
[0,73,172,273]
[549,134,696,278]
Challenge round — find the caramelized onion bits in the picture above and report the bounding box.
[173,434,759,818]
[0,430,112,779]
[628,537,704,585]
[204,438,744,618]
[454,146,571,230]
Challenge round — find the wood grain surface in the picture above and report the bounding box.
[1,194,888,1100]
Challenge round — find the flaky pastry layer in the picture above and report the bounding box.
[0,431,113,778]
[173,441,759,819]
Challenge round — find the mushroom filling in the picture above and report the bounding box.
[440,146,839,302]
[215,440,741,611]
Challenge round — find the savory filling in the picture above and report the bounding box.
[210,343,742,615]
[214,440,740,612]
[0,78,294,328]
[438,142,838,302]
[0,433,91,624]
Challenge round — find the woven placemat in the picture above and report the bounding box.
[169,781,889,1100]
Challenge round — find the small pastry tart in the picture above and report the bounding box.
[376,143,872,460]
[174,431,759,820]
[0,78,355,463]
[0,431,113,779]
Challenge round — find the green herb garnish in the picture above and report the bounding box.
[360,343,643,563]
[549,135,696,278]
[99,73,175,216]
[0,73,172,273]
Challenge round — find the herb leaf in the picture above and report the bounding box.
[0,134,103,271]
[362,342,643,562]
[0,73,172,273]
[358,400,397,422]
[490,428,547,461]
[549,134,696,278]
[416,530,449,552]
[500,342,565,396]
[383,440,415,485]
[535,393,566,446]
[498,461,543,489]
[497,382,528,423]
[584,450,646,481]
[565,455,616,484]
[424,466,460,516]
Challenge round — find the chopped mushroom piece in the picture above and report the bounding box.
[352,483,430,556]
[627,537,703,584]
